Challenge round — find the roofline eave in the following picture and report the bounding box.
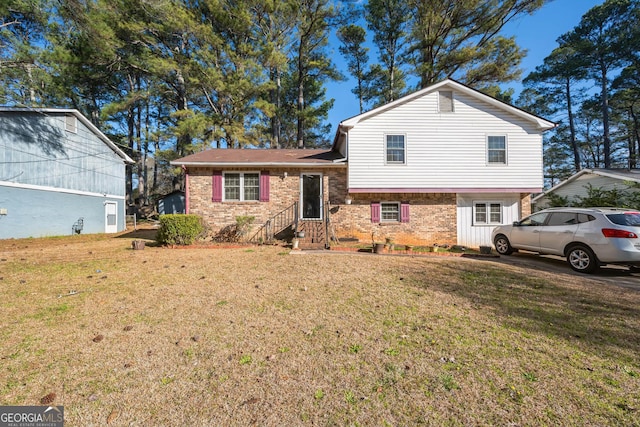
[171,161,348,168]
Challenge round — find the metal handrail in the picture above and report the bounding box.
[249,202,298,243]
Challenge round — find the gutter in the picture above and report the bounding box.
[170,161,347,168]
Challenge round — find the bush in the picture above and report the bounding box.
[156,214,206,246]
[214,215,255,242]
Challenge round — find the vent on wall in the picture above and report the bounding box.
[439,90,454,113]
[65,114,77,133]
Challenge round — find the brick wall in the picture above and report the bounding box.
[188,165,462,245]
[520,193,532,217]
[329,192,458,246]
[187,166,345,236]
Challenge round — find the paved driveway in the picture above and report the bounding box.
[489,251,640,291]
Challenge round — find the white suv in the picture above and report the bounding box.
[492,207,640,273]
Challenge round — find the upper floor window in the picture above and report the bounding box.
[386,134,406,164]
[65,115,77,133]
[439,90,454,113]
[224,172,259,201]
[487,135,506,164]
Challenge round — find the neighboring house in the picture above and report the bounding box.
[0,108,134,239]
[533,168,640,209]
[172,79,555,248]
[157,190,186,215]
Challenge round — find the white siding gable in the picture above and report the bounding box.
[345,84,547,192]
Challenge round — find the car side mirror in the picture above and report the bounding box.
[512,221,520,226]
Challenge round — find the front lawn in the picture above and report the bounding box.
[1,231,638,425]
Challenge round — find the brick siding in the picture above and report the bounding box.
[187,166,519,246]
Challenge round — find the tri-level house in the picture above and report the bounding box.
[0,108,134,239]
[172,79,555,248]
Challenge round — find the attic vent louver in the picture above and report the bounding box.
[65,114,77,133]
[439,90,454,113]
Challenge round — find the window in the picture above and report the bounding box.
[65,115,77,133]
[381,202,400,222]
[487,135,506,164]
[386,134,405,164]
[474,202,502,225]
[371,201,410,223]
[519,212,549,226]
[547,212,578,226]
[223,172,260,201]
[439,90,454,113]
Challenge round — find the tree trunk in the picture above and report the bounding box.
[565,77,581,172]
[630,106,640,169]
[126,104,135,208]
[599,60,611,168]
[296,51,305,149]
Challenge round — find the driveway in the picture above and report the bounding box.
[490,250,640,291]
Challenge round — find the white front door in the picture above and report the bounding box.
[105,202,118,233]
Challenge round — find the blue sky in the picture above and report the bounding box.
[325,0,604,133]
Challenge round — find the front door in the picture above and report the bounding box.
[105,201,118,233]
[301,173,322,220]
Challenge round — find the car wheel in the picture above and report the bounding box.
[567,245,599,274]
[494,235,514,255]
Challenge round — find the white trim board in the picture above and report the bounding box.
[0,180,126,200]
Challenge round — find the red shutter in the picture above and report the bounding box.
[400,202,410,223]
[212,170,222,202]
[259,171,270,202]
[371,202,381,223]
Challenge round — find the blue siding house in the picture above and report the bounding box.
[0,108,134,239]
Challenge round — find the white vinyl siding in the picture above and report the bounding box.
[457,194,520,247]
[346,89,543,191]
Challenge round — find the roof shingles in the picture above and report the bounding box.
[172,149,344,166]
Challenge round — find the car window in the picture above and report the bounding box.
[519,212,549,226]
[578,214,596,223]
[547,212,578,226]
[606,212,640,226]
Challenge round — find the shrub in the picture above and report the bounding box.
[156,214,206,246]
[214,215,255,242]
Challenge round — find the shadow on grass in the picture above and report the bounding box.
[405,262,640,360]
[117,228,158,241]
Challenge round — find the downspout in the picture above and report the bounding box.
[183,165,190,214]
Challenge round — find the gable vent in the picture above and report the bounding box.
[65,114,77,133]
[439,90,454,113]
